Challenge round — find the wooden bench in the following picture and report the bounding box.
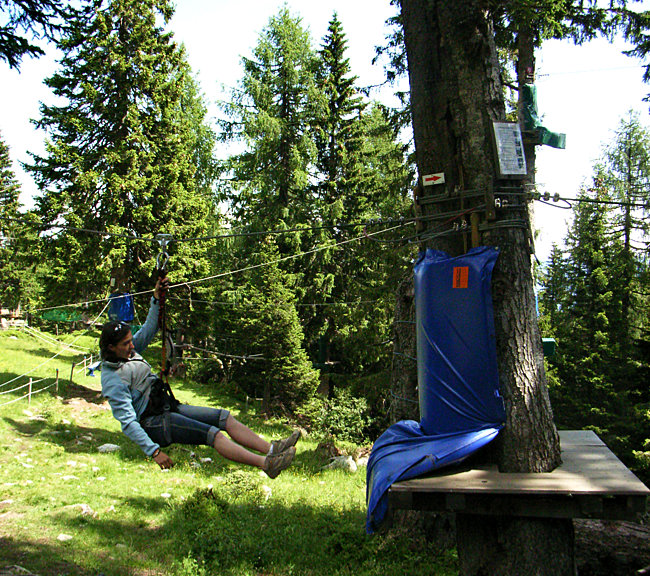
[388,430,649,521]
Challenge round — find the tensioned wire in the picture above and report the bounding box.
[27,220,409,313]
[2,214,416,245]
[17,188,640,314]
[3,223,407,390]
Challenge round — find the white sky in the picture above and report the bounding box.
[1,0,648,262]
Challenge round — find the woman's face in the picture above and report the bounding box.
[108,330,135,360]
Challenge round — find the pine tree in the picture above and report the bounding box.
[220,7,320,228]
[315,14,365,209]
[542,172,650,484]
[537,243,567,336]
[0,0,65,69]
[25,0,217,312]
[213,237,320,414]
[220,9,412,395]
[218,7,324,384]
[305,15,412,380]
[0,133,20,223]
[600,112,650,350]
[548,179,619,427]
[0,132,42,308]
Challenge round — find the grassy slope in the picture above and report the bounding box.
[0,328,457,576]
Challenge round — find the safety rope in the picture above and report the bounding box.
[155,234,171,377]
[154,235,179,415]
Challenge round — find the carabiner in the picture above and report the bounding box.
[155,234,173,272]
[156,251,169,272]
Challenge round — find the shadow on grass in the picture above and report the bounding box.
[2,341,77,362]
[1,491,457,576]
[155,489,457,576]
[0,370,62,397]
[0,509,174,576]
[1,411,309,480]
[0,536,93,576]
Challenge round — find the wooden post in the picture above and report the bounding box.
[70,362,75,383]
[55,369,59,394]
[28,378,32,404]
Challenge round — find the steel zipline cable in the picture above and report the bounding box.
[13,186,646,314]
[2,214,417,245]
[25,220,409,314]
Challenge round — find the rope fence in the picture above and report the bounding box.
[0,369,60,408]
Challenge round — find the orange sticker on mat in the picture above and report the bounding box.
[453,267,469,289]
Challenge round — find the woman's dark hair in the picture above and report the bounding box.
[99,321,132,360]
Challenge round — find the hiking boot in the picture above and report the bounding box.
[271,429,301,454]
[264,446,296,479]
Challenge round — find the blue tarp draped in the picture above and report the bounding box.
[416,246,504,435]
[108,292,135,323]
[366,422,501,533]
[366,247,505,534]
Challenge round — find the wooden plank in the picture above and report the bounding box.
[387,430,649,521]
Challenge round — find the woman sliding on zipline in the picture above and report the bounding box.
[99,275,298,477]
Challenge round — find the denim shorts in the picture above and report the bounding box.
[140,404,230,448]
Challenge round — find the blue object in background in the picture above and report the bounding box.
[108,292,135,323]
[415,247,505,435]
[366,247,505,533]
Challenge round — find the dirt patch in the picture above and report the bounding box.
[61,382,103,404]
[63,398,109,415]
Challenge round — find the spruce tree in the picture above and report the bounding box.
[218,7,323,380]
[26,0,217,312]
[0,0,65,69]
[0,133,20,227]
[214,237,320,414]
[542,173,650,483]
[220,7,319,228]
[544,177,632,438]
[0,132,42,308]
[220,9,412,393]
[537,243,567,338]
[600,112,650,350]
[309,14,412,380]
[315,14,365,209]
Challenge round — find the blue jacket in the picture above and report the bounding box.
[101,297,161,457]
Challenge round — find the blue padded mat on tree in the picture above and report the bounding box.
[366,421,501,533]
[366,247,505,534]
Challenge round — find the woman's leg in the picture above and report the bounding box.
[219,415,297,478]
[224,414,272,454]
[142,408,295,477]
[212,430,266,468]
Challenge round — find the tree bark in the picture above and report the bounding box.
[399,0,564,573]
[390,273,419,423]
[456,515,576,576]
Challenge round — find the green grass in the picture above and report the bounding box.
[0,327,458,576]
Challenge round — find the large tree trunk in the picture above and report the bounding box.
[390,273,419,423]
[399,1,564,573]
